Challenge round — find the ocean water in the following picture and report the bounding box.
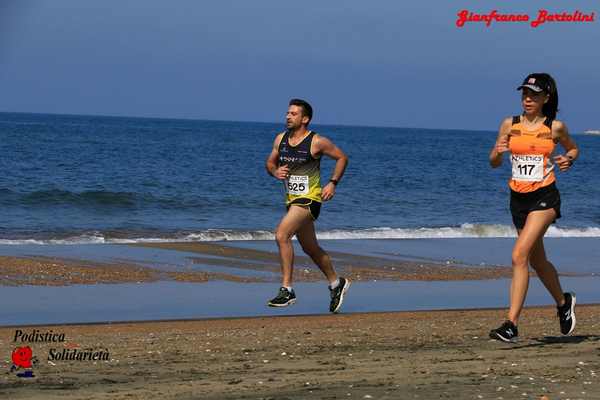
[1,112,599,244]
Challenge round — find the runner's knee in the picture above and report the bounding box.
[275,229,293,245]
[511,247,529,268]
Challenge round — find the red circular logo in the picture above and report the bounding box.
[12,346,33,369]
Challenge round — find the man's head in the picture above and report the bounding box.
[286,98,313,130]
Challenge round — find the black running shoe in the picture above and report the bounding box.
[329,277,351,313]
[557,292,576,335]
[268,287,296,307]
[489,320,518,342]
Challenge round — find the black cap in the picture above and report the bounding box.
[517,74,551,93]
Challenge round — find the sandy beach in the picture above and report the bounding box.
[2,240,599,399]
[2,305,599,399]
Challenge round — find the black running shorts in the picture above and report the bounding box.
[286,198,322,221]
[510,182,561,230]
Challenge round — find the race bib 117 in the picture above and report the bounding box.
[511,154,544,181]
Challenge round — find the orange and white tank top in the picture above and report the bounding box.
[508,115,556,193]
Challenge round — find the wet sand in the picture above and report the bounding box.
[0,255,260,286]
[0,241,522,287]
[1,305,599,399]
[2,238,591,287]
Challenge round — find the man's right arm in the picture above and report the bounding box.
[266,133,284,178]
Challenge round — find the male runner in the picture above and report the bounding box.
[265,98,350,313]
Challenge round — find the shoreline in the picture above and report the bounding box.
[0,239,563,287]
[2,238,595,287]
[3,277,600,327]
[2,239,599,327]
[4,302,600,329]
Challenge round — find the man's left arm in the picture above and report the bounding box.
[314,135,348,201]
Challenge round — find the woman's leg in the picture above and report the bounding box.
[529,236,566,306]
[508,208,557,324]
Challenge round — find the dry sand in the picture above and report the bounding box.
[2,306,599,399]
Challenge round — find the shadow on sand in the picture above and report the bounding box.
[501,334,600,350]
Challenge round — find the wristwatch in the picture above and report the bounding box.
[329,179,339,186]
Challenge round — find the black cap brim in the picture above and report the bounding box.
[517,84,544,92]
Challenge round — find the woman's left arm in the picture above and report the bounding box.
[553,120,579,172]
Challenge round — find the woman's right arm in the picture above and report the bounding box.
[489,117,512,168]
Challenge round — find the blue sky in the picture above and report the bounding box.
[0,0,598,131]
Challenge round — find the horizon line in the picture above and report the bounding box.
[0,109,497,134]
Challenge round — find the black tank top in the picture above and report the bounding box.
[277,131,322,203]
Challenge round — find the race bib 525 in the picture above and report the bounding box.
[287,175,309,195]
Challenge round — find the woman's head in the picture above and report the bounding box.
[517,73,558,120]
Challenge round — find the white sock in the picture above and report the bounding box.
[284,286,293,292]
[329,279,340,289]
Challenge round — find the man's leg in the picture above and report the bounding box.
[275,205,313,287]
[296,218,337,284]
[296,213,350,313]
